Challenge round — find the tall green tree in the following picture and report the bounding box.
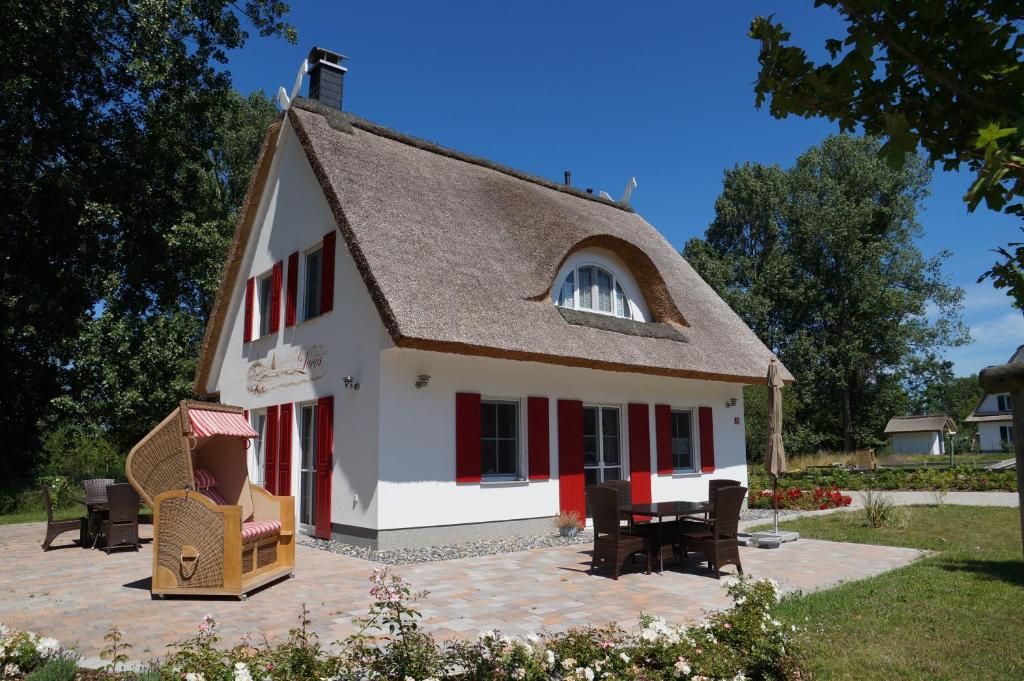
[685,135,968,453]
[0,1,293,491]
[748,1,1024,310]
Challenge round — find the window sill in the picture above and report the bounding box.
[479,478,529,488]
[671,470,702,478]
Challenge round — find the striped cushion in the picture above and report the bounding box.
[241,520,281,542]
[193,468,217,490]
[201,487,229,506]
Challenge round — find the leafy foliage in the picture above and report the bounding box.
[749,465,1018,493]
[4,571,802,680]
[748,1,1024,308]
[686,135,967,453]
[0,1,291,492]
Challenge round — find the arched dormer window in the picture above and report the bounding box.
[555,261,645,321]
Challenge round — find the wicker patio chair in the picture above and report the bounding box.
[587,485,650,580]
[597,479,647,528]
[100,483,140,554]
[41,485,85,551]
[84,478,115,504]
[125,400,295,598]
[677,485,747,578]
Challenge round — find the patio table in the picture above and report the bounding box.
[73,498,108,548]
[619,500,711,573]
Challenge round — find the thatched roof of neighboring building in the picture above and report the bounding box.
[194,98,792,393]
[884,415,957,435]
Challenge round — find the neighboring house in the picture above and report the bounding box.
[883,416,957,456]
[965,345,1023,452]
[193,48,791,549]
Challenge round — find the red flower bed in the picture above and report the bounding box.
[748,484,853,511]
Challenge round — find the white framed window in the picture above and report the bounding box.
[256,272,273,337]
[481,399,521,480]
[298,403,318,529]
[671,409,696,472]
[303,244,323,322]
[999,425,1015,446]
[250,411,267,487]
[555,264,636,319]
[583,405,622,487]
[997,394,1013,412]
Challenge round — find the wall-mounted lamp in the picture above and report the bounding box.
[343,375,360,391]
[415,373,431,389]
[725,397,738,408]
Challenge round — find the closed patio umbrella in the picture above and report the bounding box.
[752,357,798,547]
[765,357,786,535]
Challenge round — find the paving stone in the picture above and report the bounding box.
[0,521,923,661]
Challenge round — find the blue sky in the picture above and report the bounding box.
[228,1,1021,376]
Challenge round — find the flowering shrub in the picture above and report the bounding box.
[748,484,852,511]
[3,571,803,680]
[0,624,67,678]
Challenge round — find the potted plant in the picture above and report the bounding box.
[553,510,583,537]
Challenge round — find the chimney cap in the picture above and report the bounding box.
[307,46,349,69]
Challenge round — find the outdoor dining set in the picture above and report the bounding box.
[41,479,141,554]
[588,478,747,580]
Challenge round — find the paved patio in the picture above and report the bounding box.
[0,521,923,662]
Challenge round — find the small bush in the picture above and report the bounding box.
[24,656,78,681]
[861,491,909,529]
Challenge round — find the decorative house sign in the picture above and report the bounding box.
[247,345,327,394]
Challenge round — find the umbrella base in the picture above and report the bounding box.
[750,530,800,549]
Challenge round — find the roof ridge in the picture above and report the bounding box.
[290,97,635,213]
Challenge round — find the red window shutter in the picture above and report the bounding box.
[277,403,292,495]
[527,396,550,480]
[455,392,482,483]
[557,399,585,520]
[243,277,255,343]
[269,261,282,333]
[265,405,279,494]
[627,403,652,506]
[321,230,336,314]
[699,406,716,473]
[285,251,299,327]
[655,404,673,475]
[315,396,334,539]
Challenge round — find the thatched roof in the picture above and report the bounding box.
[884,415,956,434]
[194,98,791,394]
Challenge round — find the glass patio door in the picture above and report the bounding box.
[298,404,318,534]
[583,406,622,516]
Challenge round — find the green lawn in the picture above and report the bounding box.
[761,505,1024,680]
[0,506,151,525]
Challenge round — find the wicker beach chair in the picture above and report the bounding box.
[100,483,140,554]
[678,485,747,578]
[41,485,84,551]
[125,400,295,598]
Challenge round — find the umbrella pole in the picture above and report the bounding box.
[772,475,779,535]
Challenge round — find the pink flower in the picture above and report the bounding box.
[723,622,731,629]
[599,639,614,649]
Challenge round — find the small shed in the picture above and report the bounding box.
[884,415,957,456]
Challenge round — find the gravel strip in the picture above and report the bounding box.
[299,531,596,565]
[299,508,805,565]
[738,508,803,521]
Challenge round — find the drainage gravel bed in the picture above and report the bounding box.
[299,508,804,565]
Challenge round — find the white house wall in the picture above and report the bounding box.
[209,120,387,532]
[976,393,1012,413]
[978,420,1013,452]
[376,347,747,531]
[889,431,941,455]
